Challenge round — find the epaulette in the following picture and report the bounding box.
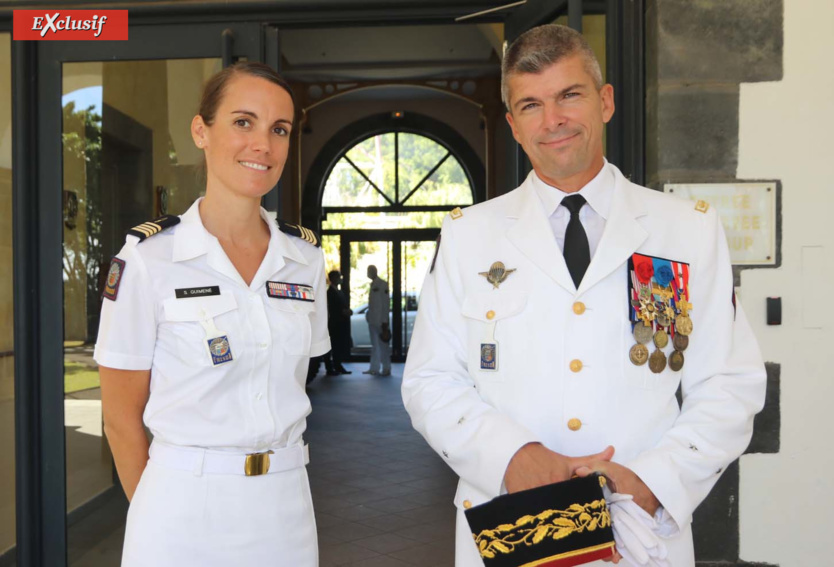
[277,220,320,247]
[128,214,180,242]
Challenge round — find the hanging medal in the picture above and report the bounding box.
[669,260,692,371]
[628,255,653,366]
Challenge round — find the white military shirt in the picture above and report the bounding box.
[366,275,390,326]
[402,162,766,566]
[94,199,330,452]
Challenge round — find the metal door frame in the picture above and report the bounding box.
[13,21,270,567]
[332,228,439,361]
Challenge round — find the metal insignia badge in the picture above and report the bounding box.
[648,349,667,374]
[633,323,653,345]
[207,336,233,365]
[675,314,693,336]
[669,350,685,372]
[102,257,125,301]
[672,333,689,351]
[479,262,516,289]
[480,343,498,370]
[629,343,649,366]
[653,329,669,349]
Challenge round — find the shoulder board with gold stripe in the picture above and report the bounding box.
[277,220,320,247]
[127,215,181,242]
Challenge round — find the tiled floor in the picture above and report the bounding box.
[65,361,458,566]
[305,363,457,567]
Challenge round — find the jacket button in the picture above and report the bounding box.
[568,418,582,431]
[573,302,586,315]
[569,359,583,373]
[486,310,495,320]
[463,499,472,509]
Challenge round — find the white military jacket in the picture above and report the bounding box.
[95,199,330,452]
[402,164,766,566]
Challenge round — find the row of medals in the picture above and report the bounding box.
[629,285,693,373]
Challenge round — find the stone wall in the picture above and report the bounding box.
[645,1,785,565]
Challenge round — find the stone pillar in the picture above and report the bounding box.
[644,2,783,565]
[645,0,783,188]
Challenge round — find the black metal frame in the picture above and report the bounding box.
[12,21,267,567]
[330,228,440,361]
[303,112,485,229]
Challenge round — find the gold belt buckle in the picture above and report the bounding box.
[244,450,274,476]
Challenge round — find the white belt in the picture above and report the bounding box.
[149,441,309,476]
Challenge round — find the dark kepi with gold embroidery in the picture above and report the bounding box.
[277,220,320,247]
[464,474,615,567]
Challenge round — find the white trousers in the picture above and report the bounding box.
[122,457,318,566]
[368,322,391,373]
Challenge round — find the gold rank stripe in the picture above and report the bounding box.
[297,225,318,246]
[131,222,162,237]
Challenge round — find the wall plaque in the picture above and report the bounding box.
[664,182,778,266]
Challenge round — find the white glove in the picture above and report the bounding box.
[605,488,669,567]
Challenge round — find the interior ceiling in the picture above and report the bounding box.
[281,23,503,83]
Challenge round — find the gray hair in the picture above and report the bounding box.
[501,24,603,110]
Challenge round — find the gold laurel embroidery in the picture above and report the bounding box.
[472,499,611,560]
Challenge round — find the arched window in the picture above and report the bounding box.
[322,131,474,230]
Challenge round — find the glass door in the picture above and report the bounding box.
[34,23,269,567]
[335,232,438,361]
[345,240,392,356]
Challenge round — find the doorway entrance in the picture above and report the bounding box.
[326,230,439,361]
[311,114,481,361]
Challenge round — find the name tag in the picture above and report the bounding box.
[267,281,314,302]
[176,286,220,299]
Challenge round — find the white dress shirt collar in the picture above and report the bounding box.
[530,159,615,220]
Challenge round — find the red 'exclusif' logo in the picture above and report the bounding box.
[13,10,128,41]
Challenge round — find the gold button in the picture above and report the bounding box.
[570,359,583,373]
[463,499,472,509]
[568,418,582,431]
[486,310,495,320]
[573,302,586,315]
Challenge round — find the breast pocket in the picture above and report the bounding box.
[460,291,528,383]
[266,299,315,356]
[162,292,239,366]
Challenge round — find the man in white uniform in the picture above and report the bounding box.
[365,264,391,376]
[402,24,766,567]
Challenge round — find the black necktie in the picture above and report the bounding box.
[561,194,590,288]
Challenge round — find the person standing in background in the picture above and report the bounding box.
[325,270,352,375]
[364,264,391,376]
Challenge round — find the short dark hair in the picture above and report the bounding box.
[328,270,341,282]
[198,61,295,126]
[501,24,603,110]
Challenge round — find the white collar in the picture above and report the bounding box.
[531,159,615,220]
[172,197,308,266]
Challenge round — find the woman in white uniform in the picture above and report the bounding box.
[95,62,330,566]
